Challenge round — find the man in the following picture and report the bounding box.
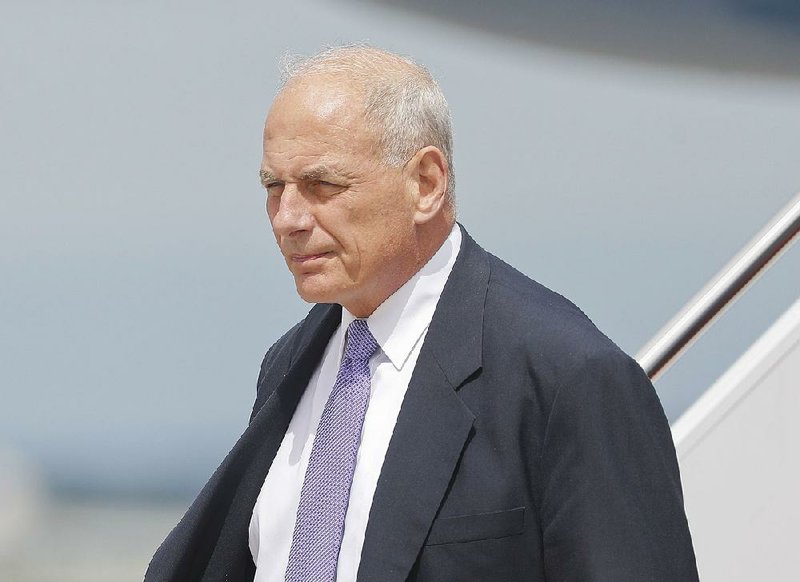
[147,45,698,581]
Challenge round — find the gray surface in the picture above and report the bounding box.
[368,0,800,77]
[675,299,800,581]
[2,0,800,497]
[0,498,184,582]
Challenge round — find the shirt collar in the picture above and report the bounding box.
[343,224,462,370]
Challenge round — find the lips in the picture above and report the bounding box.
[291,251,331,263]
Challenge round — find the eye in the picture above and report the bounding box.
[312,180,345,195]
[264,181,285,196]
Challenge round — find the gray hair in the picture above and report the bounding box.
[280,44,456,207]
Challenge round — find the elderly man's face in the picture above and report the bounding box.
[261,76,420,316]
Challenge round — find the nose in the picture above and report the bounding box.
[268,183,314,237]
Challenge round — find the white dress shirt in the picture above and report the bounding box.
[248,225,461,582]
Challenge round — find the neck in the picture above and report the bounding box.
[344,218,455,318]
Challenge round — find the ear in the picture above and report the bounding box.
[409,146,449,225]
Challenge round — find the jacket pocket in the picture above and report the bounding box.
[425,506,525,546]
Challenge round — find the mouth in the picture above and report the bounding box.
[290,251,332,264]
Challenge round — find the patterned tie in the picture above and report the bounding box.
[285,319,379,582]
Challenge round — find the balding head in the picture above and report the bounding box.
[278,45,455,211]
[261,46,455,317]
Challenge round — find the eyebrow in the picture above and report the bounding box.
[259,169,278,186]
[299,165,337,182]
[259,165,344,187]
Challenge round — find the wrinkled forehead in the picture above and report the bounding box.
[261,74,385,174]
[266,73,368,135]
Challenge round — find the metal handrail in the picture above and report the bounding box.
[636,191,800,381]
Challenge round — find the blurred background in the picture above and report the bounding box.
[2,0,799,579]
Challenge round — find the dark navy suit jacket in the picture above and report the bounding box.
[146,226,699,581]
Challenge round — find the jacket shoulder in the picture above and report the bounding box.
[484,253,624,364]
[249,304,329,421]
[480,252,661,429]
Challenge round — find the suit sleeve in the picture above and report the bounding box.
[537,350,699,581]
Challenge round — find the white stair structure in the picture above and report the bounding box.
[672,297,800,581]
[636,192,800,580]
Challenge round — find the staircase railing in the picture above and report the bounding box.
[636,191,800,381]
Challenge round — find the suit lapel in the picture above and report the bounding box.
[357,228,491,582]
[201,303,342,579]
[147,303,341,581]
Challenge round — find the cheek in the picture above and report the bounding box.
[266,196,279,220]
[266,202,277,230]
[361,221,414,267]
[328,184,413,260]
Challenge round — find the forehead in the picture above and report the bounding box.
[272,74,356,119]
[262,75,380,174]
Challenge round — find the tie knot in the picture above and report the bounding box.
[344,319,379,365]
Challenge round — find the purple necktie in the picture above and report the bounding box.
[285,319,379,582]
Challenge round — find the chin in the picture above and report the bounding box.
[294,277,343,306]
[294,286,327,305]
